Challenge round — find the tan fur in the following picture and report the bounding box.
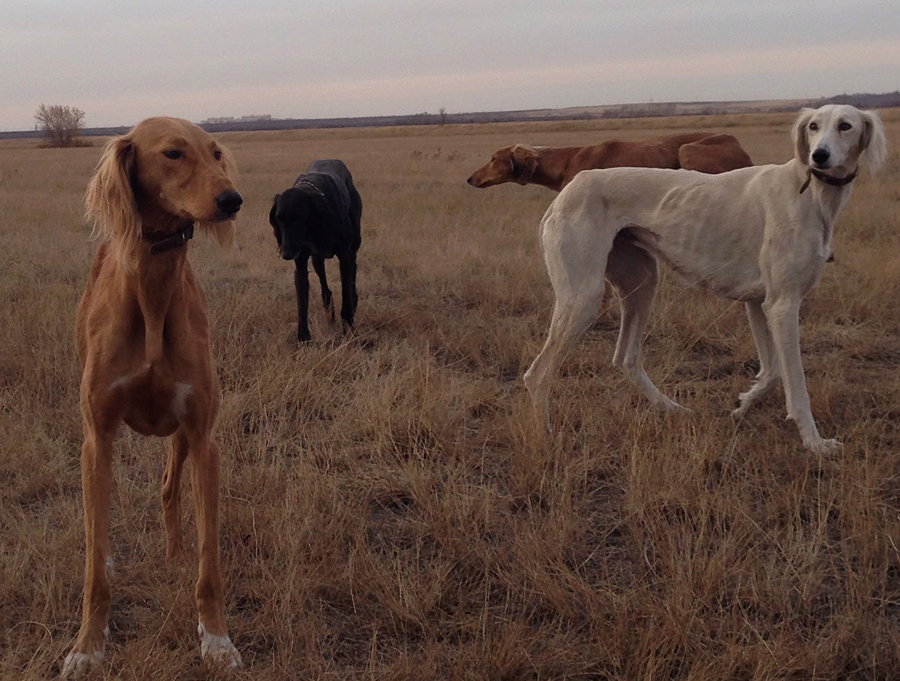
[63,117,243,679]
[523,105,886,455]
[467,132,752,191]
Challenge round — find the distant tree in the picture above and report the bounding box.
[34,104,87,147]
[439,107,447,125]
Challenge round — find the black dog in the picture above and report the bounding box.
[269,159,362,342]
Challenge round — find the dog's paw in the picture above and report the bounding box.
[804,437,843,456]
[657,396,688,413]
[60,649,103,680]
[199,622,243,671]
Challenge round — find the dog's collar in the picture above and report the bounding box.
[799,167,858,194]
[296,180,325,196]
[144,223,195,255]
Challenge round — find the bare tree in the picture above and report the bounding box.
[438,107,447,125]
[34,104,87,147]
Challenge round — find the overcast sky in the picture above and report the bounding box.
[2,0,899,131]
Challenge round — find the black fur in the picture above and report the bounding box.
[269,159,362,342]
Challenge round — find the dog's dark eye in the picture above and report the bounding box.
[213,150,222,161]
[163,149,182,160]
[808,122,819,131]
[838,122,852,131]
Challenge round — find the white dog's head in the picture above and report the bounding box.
[792,104,887,174]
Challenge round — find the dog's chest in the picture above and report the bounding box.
[305,241,336,258]
[108,367,193,437]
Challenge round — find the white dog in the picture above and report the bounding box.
[523,105,887,454]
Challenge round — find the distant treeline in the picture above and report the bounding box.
[4,91,899,140]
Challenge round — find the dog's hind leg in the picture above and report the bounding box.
[62,431,115,680]
[338,253,358,330]
[311,255,334,320]
[732,301,781,418]
[161,430,190,559]
[606,240,684,411]
[524,214,613,430]
[524,285,609,430]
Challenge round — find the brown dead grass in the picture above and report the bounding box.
[1,110,900,680]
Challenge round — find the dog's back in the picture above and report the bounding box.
[297,159,362,250]
[678,134,753,174]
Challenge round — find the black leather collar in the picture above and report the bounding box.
[799,167,858,194]
[144,223,194,255]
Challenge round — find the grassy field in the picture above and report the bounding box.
[2,109,900,680]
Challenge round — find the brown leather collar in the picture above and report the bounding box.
[144,223,194,255]
[799,167,858,194]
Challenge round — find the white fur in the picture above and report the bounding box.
[59,628,108,680]
[198,621,243,669]
[172,382,192,419]
[523,105,886,454]
[106,363,151,392]
[107,370,139,392]
[60,650,103,680]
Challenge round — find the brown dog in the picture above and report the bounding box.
[466,132,752,190]
[62,117,243,679]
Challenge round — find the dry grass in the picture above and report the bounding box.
[2,110,900,680]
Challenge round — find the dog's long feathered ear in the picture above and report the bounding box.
[269,194,282,247]
[84,134,138,268]
[859,109,887,173]
[792,108,815,166]
[511,144,539,184]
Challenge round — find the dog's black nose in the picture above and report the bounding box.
[215,190,243,215]
[811,148,830,166]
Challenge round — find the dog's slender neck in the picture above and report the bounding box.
[525,146,583,191]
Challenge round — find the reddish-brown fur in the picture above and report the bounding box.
[466,132,752,190]
[63,117,243,678]
[677,133,754,175]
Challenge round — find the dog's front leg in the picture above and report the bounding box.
[733,301,781,418]
[764,297,841,454]
[62,433,114,680]
[293,255,312,342]
[311,255,334,319]
[188,437,242,670]
[338,253,358,329]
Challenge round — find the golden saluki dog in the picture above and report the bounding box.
[524,105,886,454]
[62,118,243,678]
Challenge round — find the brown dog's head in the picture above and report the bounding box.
[466,144,540,188]
[85,116,241,269]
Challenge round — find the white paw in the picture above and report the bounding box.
[60,649,103,680]
[657,396,689,413]
[198,622,243,670]
[804,437,843,456]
